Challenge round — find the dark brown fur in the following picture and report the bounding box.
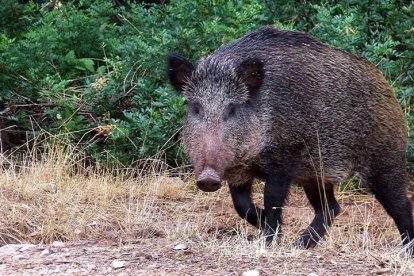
[168,26,413,255]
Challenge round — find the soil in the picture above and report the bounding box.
[0,239,397,275]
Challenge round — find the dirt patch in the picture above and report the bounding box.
[0,238,393,275]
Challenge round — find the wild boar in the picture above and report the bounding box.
[168,26,413,254]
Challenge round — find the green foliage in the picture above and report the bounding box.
[0,0,268,166]
[1,0,413,172]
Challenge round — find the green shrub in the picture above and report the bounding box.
[0,0,269,166]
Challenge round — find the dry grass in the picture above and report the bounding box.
[1,145,414,274]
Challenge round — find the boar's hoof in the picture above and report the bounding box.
[294,233,318,249]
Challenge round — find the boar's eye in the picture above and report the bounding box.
[188,101,203,118]
[223,103,237,121]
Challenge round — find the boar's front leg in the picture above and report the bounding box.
[230,181,264,228]
[262,171,292,245]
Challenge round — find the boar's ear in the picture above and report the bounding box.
[168,53,194,94]
[238,58,264,95]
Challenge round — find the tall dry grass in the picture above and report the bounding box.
[0,139,193,244]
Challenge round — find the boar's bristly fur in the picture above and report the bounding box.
[167,26,414,256]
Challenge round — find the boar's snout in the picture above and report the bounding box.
[196,168,222,192]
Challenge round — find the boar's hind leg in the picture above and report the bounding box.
[363,168,414,257]
[230,182,264,229]
[297,180,340,249]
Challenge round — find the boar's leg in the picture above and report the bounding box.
[230,182,264,229]
[363,168,414,257]
[262,171,293,245]
[297,180,340,249]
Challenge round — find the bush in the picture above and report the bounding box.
[1,0,413,172]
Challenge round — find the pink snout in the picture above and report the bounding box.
[196,167,222,192]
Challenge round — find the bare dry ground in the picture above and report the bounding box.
[1,148,414,275]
